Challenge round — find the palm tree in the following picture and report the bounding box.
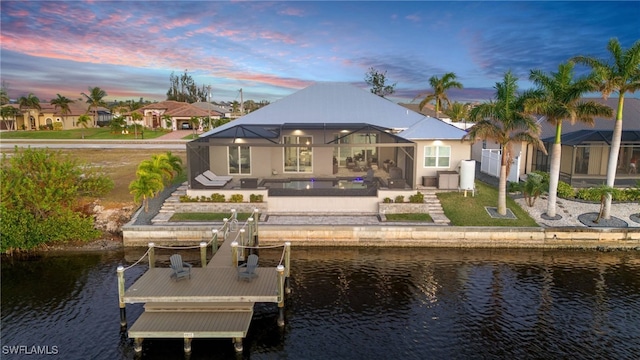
[81,86,108,127]
[189,116,200,138]
[443,102,469,124]
[527,62,613,218]
[572,38,640,218]
[164,151,184,177]
[17,93,41,130]
[50,94,75,129]
[76,114,91,139]
[138,153,176,184]
[129,171,164,212]
[465,71,546,216]
[415,72,463,118]
[1,106,20,130]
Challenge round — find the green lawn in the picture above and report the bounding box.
[169,212,254,222]
[0,128,168,140]
[437,181,539,227]
[385,213,433,222]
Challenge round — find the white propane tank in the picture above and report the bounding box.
[459,160,476,190]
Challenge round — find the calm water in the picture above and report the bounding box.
[2,247,640,359]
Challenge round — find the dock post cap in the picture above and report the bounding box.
[211,229,218,234]
[240,228,245,233]
[148,242,155,247]
[231,241,239,247]
[199,242,207,247]
[117,265,124,272]
[248,217,254,222]
[223,218,228,222]
[231,209,236,213]
[277,265,285,272]
[254,208,259,213]
[285,242,291,246]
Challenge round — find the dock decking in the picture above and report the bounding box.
[121,224,289,354]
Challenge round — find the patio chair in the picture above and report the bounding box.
[237,254,259,282]
[195,174,229,187]
[170,254,192,281]
[203,170,233,182]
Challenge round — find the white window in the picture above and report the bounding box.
[424,145,450,168]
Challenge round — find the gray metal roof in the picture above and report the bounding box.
[201,82,429,137]
[397,117,468,140]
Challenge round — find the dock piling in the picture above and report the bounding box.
[117,266,127,327]
[231,241,239,267]
[148,242,155,269]
[200,242,207,267]
[134,338,143,353]
[233,338,243,352]
[284,242,291,294]
[211,229,219,253]
[277,265,285,327]
[184,337,192,353]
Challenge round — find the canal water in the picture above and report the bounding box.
[2,247,640,359]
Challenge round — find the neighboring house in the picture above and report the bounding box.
[530,97,640,187]
[191,102,224,121]
[470,97,640,187]
[187,82,471,191]
[134,101,211,130]
[1,102,111,130]
[399,103,474,131]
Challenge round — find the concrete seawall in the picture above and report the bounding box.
[123,224,640,249]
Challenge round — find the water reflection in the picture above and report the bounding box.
[2,248,640,359]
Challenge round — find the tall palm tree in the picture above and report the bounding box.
[164,151,184,177]
[81,87,108,127]
[572,38,640,218]
[76,114,91,139]
[415,72,463,118]
[465,71,546,215]
[50,94,75,129]
[18,93,41,130]
[527,62,613,218]
[1,106,20,130]
[138,154,176,184]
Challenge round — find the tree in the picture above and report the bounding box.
[1,106,20,130]
[527,62,613,218]
[163,114,172,129]
[364,67,396,98]
[415,72,463,118]
[166,70,207,103]
[129,171,163,212]
[131,112,143,139]
[572,38,640,219]
[50,94,75,129]
[0,85,9,105]
[189,116,201,138]
[465,71,546,215]
[18,93,41,130]
[81,86,108,127]
[129,152,183,212]
[76,114,91,139]
[443,102,469,123]
[0,147,113,252]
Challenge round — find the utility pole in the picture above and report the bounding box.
[239,88,244,116]
[207,85,212,129]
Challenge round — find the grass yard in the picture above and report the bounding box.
[0,128,168,140]
[438,181,539,227]
[385,213,433,222]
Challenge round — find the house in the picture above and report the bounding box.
[471,97,640,187]
[134,101,211,130]
[529,97,640,187]
[0,102,111,130]
[185,82,472,213]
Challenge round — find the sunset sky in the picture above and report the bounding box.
[1,1,638,104]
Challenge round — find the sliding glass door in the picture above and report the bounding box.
[284,136,312,173]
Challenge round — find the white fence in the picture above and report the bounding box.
[481,149,520,183]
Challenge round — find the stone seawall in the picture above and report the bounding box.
[122,224,640,249]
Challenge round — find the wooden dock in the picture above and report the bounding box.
[119,223,290,354]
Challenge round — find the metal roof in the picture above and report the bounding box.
[397,116,468,140]
[200,82,429,137]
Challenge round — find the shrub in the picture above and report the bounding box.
[249,194,263,203]
[507,181,521,193]
[210,193,225,202]
[383,197,393,203]
[229,194,244,203]
[556,181,575,199]
[179,195,196,202]
[408,192,424,203]
[521,172,545,207]
[53,122,63,131]
[0,147,112,252]
[394,195,405,203]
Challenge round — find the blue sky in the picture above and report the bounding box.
[1,1,638,104]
